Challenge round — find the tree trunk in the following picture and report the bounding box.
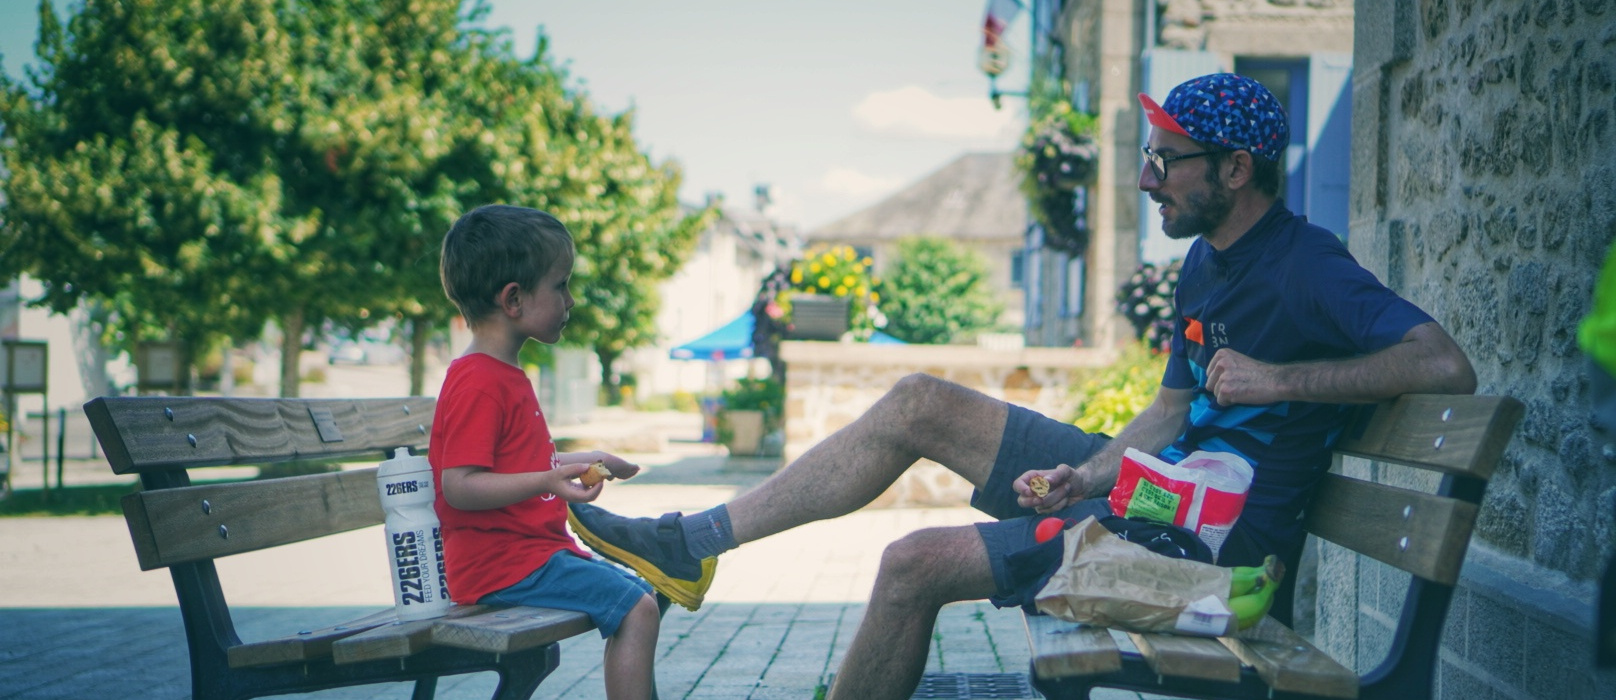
[279,307,304,398]
[177,338,196,396]
[409,316,430,396]
[596,347,620,406]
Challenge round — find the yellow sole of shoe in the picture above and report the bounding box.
[568,510,717,612]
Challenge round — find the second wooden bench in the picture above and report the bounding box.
[1024,393,1524,700]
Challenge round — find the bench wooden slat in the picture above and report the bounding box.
[330,605,492,665]
[227,609,398,668]
[1125,631,1241,683]
[85,396,435,475]
[1024,614,1121,679]
[1218,617,1359,698]
[431,606,596,654]
[121,468,384,570]
[1304,473,1478,585]
[1335,395,1523,478]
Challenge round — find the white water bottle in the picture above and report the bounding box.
[376,448,451,621]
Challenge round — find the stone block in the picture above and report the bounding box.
[1437,657,1497,700]
[1442,586,1469,658]
[1522,621,1597,699]
[1464,592,1525,684]
[1314,540,1359,668]
[1355,607,1395,675]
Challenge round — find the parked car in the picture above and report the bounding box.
[327,342,368,365]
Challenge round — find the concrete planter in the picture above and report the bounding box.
[722,409,766,456]
[784,294,849,341]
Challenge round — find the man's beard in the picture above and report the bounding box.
[1156,181,1234,240]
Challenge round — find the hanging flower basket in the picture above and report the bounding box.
[1015,82,1099,255]
[1025,123,1100,190]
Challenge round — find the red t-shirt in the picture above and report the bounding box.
[430,353,587,604]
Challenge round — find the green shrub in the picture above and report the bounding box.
[877,237,1003,344]
[1070,341,1168,435]
[255,460,340,480]
[671,391,700,413]
[720,378,783,425]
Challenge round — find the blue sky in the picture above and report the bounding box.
[0,0,1030,230]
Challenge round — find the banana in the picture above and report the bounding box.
[1226,555,1286,630]
[1227,564,1266,597]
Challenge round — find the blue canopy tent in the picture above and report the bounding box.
[670,311,755,361]
[670,310,906,361]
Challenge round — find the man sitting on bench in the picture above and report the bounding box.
[568,73,1479,700]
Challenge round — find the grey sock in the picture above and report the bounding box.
[680,504,737,560]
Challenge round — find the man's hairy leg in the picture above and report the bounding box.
[827,525,998,700]
[727,373,1009,544]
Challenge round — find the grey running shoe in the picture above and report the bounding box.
[567,504,717,611]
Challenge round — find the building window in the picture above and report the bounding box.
[1010,250,1026,286]
[1026,228,1043,329]
[1062,255,1084,318]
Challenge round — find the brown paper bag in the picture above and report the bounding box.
[1033,516,1236,637]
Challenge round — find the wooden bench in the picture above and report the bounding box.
[1024,393,1524,700]
[85,395,597,700]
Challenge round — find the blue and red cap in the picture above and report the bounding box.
[1138,73,1290,162]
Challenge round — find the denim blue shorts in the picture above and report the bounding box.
[970,404,1112,608]
[479,550,654,639]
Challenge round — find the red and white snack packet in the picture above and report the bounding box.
[1107,448,1254,559]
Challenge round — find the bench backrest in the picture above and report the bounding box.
[1306,394,1524,585]
[84,396,435,571]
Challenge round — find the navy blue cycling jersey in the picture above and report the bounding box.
[1158,201,1434,560]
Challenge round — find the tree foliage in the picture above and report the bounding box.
[0,0,708,396]
[875,237,1003,345]
[0,0,303,389]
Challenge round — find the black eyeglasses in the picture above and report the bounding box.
[1141,145,1221,181]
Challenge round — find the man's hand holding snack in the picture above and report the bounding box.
[1015,464,1087,513]
[567,451,641,482]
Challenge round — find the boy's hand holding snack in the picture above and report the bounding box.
[547,462,606,502]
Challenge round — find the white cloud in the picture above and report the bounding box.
[820,168,905,197]
[852,85,1018,140]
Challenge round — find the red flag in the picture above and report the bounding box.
[980,0,1021,77]
[982,0,1022,49]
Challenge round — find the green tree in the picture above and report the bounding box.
[0,0,305,391]
[876,237,1003,344]
[1,0,708,398]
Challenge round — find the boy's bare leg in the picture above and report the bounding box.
[827,525,998,700]
[728,373,1010,543]
[603,593,662,700]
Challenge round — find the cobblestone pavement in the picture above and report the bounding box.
[0,400,1155,699]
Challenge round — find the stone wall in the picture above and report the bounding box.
[1322,0,1616,696]
[778,340,1115,507]
[1159,0,1356,54]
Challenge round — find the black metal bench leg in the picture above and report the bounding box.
[491,644,561,700]
[412,676,438,700]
